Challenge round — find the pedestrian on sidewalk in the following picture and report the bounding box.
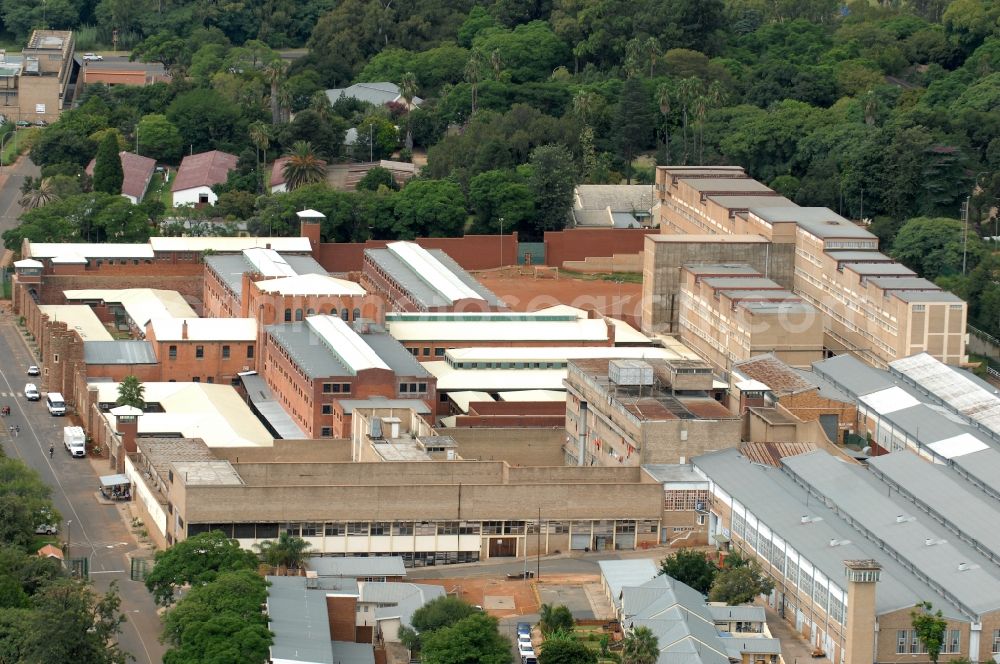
[14,425,19,436]
[49,444,54,458]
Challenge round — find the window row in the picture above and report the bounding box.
[284,307,361,322]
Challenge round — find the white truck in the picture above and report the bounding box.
[63,426,86,458]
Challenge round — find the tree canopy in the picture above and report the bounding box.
[659,549,718,594]
[419,612,511,664]
[144,530,260,606]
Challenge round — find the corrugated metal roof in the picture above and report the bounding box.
[783,450,1000,616]
[694,449,966,619]
[308,556,406,578]
[365,244,502,310]
[241,373,307,440]
[890,353,1000,436]
[83,340,157,364]
[598,559,658,609]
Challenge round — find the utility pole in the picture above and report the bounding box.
[536,506,541,580]
[499,217,504,269]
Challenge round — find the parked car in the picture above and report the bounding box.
[33,119,47,127]
[27,365,40,376]
[34,523,57,535]
[82,52,103,61]
[24,383,39,401]
[15,120,30,128]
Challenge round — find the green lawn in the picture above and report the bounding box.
[144,170,174,208]
[1,127,40,166]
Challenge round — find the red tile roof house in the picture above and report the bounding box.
[171,150,238,207]
[270,156,290,194]
[85,151,157,204]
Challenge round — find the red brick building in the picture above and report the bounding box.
[361,241,505,312]
[144,318,257,384]
[261,315,435,438]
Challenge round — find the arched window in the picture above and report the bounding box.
[353,308,361,321]
[307,308,315,315]
[295,309,304,321]
[284,309,292,322]
[341,308,349,321]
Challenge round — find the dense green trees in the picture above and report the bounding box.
[539,603,575,636]
[708,554,775,606]
[93,133,124,195]
[539,631,597,664]
[420,612,511,664]
[659,549,718,594]
[144,531,260,606]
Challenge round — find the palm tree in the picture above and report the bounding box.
[622,626,659,664]
[18,177,58,210]
[399,72,418,149]
[657,83,672,165]
[310,90,333,121]
[572,90,596,126]
[264,59,288,125]
[248,121,270,193]
[254,531,311,570]
[645,36,661,77]
[115,375,145,410]
[282,141,327,190]
[490,48,503,80]
[465,54,483,116]
[694,95,708,164]
[678,77,703,165]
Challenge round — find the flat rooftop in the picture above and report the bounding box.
[648,234,769,244]
[702,276,783,290]
[683,264,760,276]
[842,262,916,278]
[149,317,256,341]
[38,304,113,341]
[707,194,793,209]
[734,354,817,395]
[569,358,735,422]
[677,178,774,194]
[750,206,878,240]
[91,381,274,448]
[64,288,196,327]
[385,311,611,343]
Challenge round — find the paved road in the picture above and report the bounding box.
[0,154,39,236]
[0,319,165,663]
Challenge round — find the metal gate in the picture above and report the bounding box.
[488,537,517,558]
[130,557,151,581]
[68,557,89,579]
[570,534,590,550]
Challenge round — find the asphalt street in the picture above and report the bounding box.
[0,319,165,663]
[0,154,39,236]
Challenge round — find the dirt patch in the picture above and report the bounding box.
[416,573,601,618]
[476,272,643,328]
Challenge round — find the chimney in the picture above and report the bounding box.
[843,560,881,664]
[297,209,325,256]
[181,320,188,340]
[110,405,142,472]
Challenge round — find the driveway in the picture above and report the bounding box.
[0,318,165,663]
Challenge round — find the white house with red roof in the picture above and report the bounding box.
[171,150,238,207]
[85,151,157,204]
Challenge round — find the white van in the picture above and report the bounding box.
[46,392,66,416]
[24,383,40,401]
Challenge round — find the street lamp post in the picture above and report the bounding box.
[65,519,72,559]
[498,217,504,269]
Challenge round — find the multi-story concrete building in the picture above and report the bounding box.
[677,264,823,372]
[362,241,505,312]
[564,358,740,467]
[261,315,434,438]
[0,30,77,124]
[695,447,1000,664]
[647,167,967,368]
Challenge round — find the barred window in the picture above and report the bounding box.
[664,489,709,511]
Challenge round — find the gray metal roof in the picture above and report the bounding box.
[707,605,766,623]
[782,450,1000,617]
[598,559,658,610]
[811,354,895,397]
[681,178,774,193]
[952,448,1000,502]
[788,369,853,403]
[364,247,502,310]
[702,277,782,290]
[682,264,759,276]
[267,575,375,664]
[841,262,915,277]
[642,464,707,484]
[83,340,157,364]
[325,82,422,108]
[266,322,429,380]
[240,373,308,439]
[307,556,407,578]
[337,398,430,414]
[575,184,655,212]
[825,251,893,263]
[361,582,445,627]
[866,452,1000,567]
[707,194,793,209]
[890,289,964,303]
[749,206,877,240]
[693,449,965,619]
[205,253,327,297]
[865,276,940,290]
